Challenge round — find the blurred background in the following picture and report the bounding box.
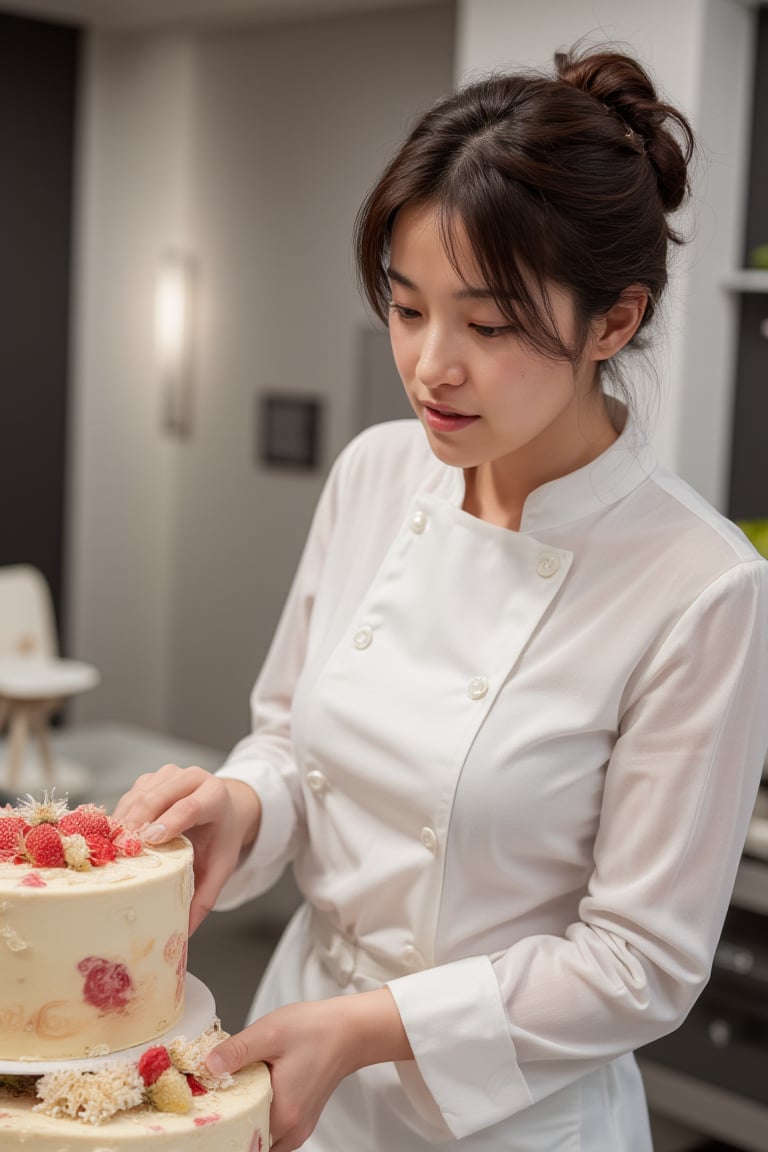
[0,2,767,1149]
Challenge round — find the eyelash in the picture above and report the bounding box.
[389,304,514,339]
[389,304,420,321]
[470,324,514,339]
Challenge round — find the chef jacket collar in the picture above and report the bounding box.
[440,406,657,534]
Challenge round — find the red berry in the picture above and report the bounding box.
[85,834,118,866]
[138,1045,172,1086]
[59,805,111,840]
[113,830,143,857]
[186,1073,208,1096]
[24,823,66,868]
[0,817,27,861]
[78,956,134,1011]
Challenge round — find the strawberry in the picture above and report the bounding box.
[24,823,66,868]
[58,805,112,840]
[0,817,27,861]
[138,1045,172,1086]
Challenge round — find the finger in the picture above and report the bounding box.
[141,772,232,845]
[111,767,175,822]
[205,1029,256,1077]
[117,767,215,835]
[112,763,187,824]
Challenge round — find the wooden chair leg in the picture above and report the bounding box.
[37,717,56,787]
[7,705,30,794]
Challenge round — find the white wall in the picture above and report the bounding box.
[456,0,756,504]
[66,4,456,748]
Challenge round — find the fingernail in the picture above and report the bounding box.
[205,1051,226,1076]
[142,823,167,844]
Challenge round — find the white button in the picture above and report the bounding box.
[306,769,328,794]
[353,625,373,650]
[536,553,560,578]
[410,508,428,534]
[420,826,438,853]
[401,944,424,969]
[467,675,489,700]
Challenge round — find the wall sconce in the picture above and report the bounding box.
[155,249,196,437]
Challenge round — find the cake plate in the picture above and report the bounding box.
[0,972,216,1075]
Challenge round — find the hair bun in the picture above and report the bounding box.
[554,46,694,213]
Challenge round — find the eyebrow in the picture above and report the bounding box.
[387,266,496,301]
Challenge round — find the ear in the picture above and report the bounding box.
[590,286,648,361]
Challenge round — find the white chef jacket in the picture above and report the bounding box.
[215,414,768,1151]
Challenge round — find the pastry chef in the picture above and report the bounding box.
[114,41,768,1152]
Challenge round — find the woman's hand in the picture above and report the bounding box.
[204,989,413,1152]
[112,765,261,933]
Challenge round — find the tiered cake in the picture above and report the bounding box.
[0,794,271,1151]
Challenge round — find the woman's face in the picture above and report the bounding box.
[387,202,615,511]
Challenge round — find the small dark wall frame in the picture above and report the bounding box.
[259,393,322,470]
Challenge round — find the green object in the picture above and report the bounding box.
[738,519,768,559]
[748,244,768,270]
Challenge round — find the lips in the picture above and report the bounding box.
[423,403,479,432]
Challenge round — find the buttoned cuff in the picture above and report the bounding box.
[214,760,297,909]
[387,955,531,1139]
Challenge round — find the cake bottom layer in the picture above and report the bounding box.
[0,1060,271,1151]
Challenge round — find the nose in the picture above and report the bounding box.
[415,326,466,390]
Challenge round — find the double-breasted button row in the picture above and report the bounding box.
[411,501,561,578]
[352,627,490,703]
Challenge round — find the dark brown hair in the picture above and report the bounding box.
[354,44,695,376]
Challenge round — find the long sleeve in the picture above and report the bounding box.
[387,558,768,1138]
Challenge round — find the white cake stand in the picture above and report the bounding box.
[0,972,216,1075]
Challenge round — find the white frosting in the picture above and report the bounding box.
[0,839,194,1060]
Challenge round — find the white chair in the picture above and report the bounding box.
[0,565,99,792]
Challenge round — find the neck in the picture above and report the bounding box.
[462,392,621,530]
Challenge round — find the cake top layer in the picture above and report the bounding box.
[0,792,192,894]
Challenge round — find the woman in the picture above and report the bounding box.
[115,43,768,1152]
